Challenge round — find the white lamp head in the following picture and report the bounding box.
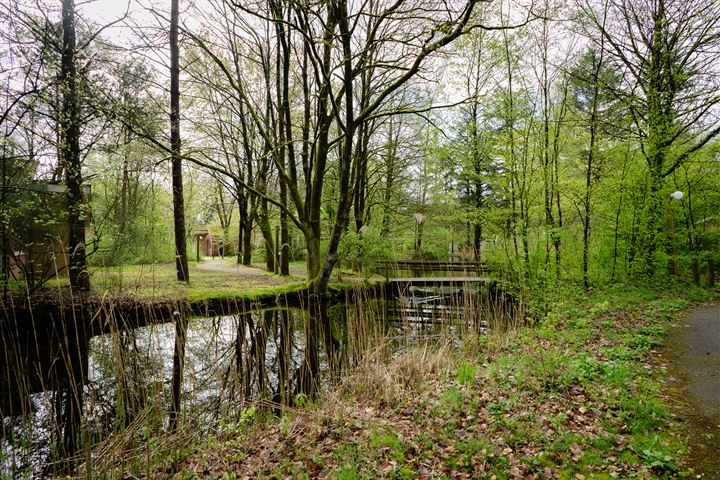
[670,191,684,200]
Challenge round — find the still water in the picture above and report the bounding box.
[1,285,518,477]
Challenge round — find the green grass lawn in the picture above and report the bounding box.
[35,259,374,303]
[39,258,305,302]
[95,259,378,299]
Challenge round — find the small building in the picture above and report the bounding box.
[4,182,90,285]
[191,229,234,258]
[192,229,214,257]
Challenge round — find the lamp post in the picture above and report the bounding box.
[667,191,683,275]
[413,212,424,253]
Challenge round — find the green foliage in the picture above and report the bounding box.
[294,392,309,408]
[333,465,362,480]
[641,449,677,472]
[455,363,478,385]
[412,224,453,261]
[88,148,177,266]
[337,228,394,271]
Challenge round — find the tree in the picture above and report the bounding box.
[445,26,499,260]
[1,3,41,293]
[579,0,720,274]
[87,60,166,265]
[186,0,508,295]
[567,44,619,288]
[2,1,130,290]
[530,0,572,278]
[60,0,89,291]
[170,0,189,282]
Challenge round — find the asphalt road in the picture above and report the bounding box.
[664,303,720,477]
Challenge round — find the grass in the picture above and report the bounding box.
[26,259,377,306]
[89,259,301,301]
[91,279,717,479]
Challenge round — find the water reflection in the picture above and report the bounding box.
[1,286,520,477]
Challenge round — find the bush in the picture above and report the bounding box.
[338,228,394,272]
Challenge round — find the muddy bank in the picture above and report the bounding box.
[0,283,365,336]
[663,303,720,477]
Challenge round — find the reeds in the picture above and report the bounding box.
[1,279,523,478]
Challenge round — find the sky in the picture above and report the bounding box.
[79,0,137,21]
[77,0,159,45]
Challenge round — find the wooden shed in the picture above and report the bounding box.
[5,182,91,285]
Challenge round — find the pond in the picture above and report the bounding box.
[0,284,521,478]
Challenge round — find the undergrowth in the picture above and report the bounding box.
[85,281,716,479]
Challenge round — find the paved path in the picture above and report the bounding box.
[194,259,270,275]
[664,303,720,477]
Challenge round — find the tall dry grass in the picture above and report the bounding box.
[1,280,523,478]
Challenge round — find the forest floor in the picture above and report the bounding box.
[130,281,719,480]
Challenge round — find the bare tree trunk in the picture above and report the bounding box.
[242,212,253,265]
[315,2,354,296]
[236,184,247,264]
[257,199,275,272]
[380,117,397,237]
[502,28,520,262]
[170,0,189,282]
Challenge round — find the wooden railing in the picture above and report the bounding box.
[374,260,486,278]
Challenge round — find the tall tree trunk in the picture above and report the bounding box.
[243,210,253,265]
[237,215,244,264]
[352,65,373,233]
[257,199,275,272]
[582,126,596,290]
[502,28,520,261]
[469,99,483,261]
[315,3,354,296]
[380,118,397,237]
[275,29,290,276]
[118,140,130,240]
[305,231,321,282]
[636,167,663,276]
[60,0,89,291]
[2,111,10,298]
[582,51,603,290]
[352,134,369,232]
[236,184,247,264]
[551,85,567,279]
[170,0,189,282]
[305,8,337,287]
[611,150,628,281]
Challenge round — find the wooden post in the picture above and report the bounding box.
[692,258,700,286]
[708,258,715,288]
[196,235,200,262]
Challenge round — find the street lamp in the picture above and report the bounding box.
[668,191,683,275]
[413,212,424,252]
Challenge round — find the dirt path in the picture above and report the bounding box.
[663,303,720,477]
[194,259,269,275]
[194,259,313,278]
